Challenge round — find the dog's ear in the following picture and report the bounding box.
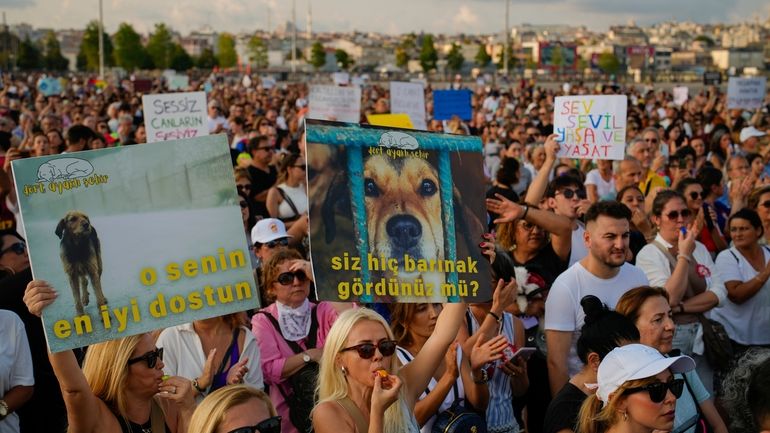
[55,218,66,239]
[452,185,484,256]
[322,172,351,244]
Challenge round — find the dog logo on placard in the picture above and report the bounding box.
[378,131,418,150]
[36,158,95,182]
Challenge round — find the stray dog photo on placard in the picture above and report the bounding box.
[306,120,491,303]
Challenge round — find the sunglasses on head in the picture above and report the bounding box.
[688,191,704,200]
[226,416,282,433]
[624,378,684,403]
[664,209,692,220]
[276,271,307,285]
[0,241,26,256]
[340,340,397,359]
[558,188,586,200]
[127,347,163,369]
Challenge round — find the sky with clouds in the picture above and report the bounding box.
[3,0,769,35]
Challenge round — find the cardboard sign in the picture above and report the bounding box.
[366,113,414,129]
[142,92,209,143]
[305,119,491,303]
[308,85,362,123]
[390,81,427,130]
[332,72,350,86]
[673,86,689,106]
[703,71,722,86]
[727,77,766,110]
[12,135,257,352]
[132,78,154,93]
[554,95,627,160]
[37,77,62,96]
[167,74,189,91]
[433,89,472,121]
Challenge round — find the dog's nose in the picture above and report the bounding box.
[386,215,422,250]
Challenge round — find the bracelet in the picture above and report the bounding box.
[487,311,502,323]
[677,254,693,264]
[192,377,205,394]
[521,204,530,220]
[472,368,489,384]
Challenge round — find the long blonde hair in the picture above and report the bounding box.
[81,334,144,417]
[577,376,660,433]
[315,308,410,433]
[188,385,276,433]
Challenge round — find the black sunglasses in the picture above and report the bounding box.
[276,271,307,285]
[558,188,587,200]
[688,191,704,200]
[237,184,251,191]
[257,238,289,249]
[340,340,397,359]
[624,378,684,403]
[0,241,26,256]
[759,200,770,209]
[227,416,282,433]
[664,209,692,220]
[127,347,164,369]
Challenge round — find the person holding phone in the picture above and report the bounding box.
[676,179,727,254]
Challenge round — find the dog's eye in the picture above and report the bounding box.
[420,179,438,196]
[364,178,380,197]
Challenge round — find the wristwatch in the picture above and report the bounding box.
[191,378,205,394]
[302,352,311,363]
[0,399,9,420]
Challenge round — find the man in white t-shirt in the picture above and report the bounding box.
[0,310,34,433]
[544,201,649,395]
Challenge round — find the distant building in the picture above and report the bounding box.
[711,48,764,71]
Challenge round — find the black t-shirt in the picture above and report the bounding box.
[543,382,587,433]
[247,164,277,217]
[510,242,567,290]
[485,185,519,230]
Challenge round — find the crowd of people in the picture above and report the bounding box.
[0,71,770,433]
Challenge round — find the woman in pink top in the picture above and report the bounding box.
[251,249,338,433]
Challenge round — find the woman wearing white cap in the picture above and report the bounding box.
[577,343,695,433]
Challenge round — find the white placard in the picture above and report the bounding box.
[390,81,427,130]
[673,86,689,106]
[308,85,362,123]
[142,91,208,143]
[727,77,766,110]
[553,95,627,160]
[332,72,350,85]
[167,74,189,91]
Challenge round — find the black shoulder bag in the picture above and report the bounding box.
[258,307,319,433]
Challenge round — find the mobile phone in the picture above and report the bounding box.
[512,347,536,362]
[702,203,714,230]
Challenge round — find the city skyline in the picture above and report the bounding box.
[3,0,770,36]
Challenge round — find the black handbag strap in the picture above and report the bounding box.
[258,305,319,353]
[277,186,300,219]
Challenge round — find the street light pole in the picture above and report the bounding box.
[98,0,104,79]
[291,0,297,74]
[503,0,509,77]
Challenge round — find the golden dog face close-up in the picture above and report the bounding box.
[363,154,445,279]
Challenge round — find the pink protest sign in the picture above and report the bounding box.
[554,95,627,160]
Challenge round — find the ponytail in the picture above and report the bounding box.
[576,394,605,433]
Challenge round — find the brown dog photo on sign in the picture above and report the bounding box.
[55,211,108,316]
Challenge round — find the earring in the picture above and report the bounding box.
[341,366,348,375]
[623,411,628,422]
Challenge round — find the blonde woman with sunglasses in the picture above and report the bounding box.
[23,281,196,433]
[188,385,280,433]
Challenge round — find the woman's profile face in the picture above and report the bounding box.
[683,184,704,212]
[634,296,675,354]
[216,397,272,433]
[406,303,441,342]
[623,370,677,432]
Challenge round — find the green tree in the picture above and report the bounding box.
[285,47,304,61]
[247,35,268,69]
[42,31,69,70]
[395,33,416,68]
[309,41,326,69]
[196,47,218,69]
[395,46,409,68]
[217,33,238,68]
[474,43,491,68]
[113,23,148,71]
[419,34,438,72]
[17,36,42,70]
[694,35,715,47]
[597,52,620,75]
[77,20,114,71]
[146,23,174,70]
[335,49,353,70]
[170,43,193,71]
[446,42,464,72]
[496,42,515,70]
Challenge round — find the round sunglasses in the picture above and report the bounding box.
[340,340,397,359]
[624,378,684,403]
[557,188,587,200]
[276,271,307,285]
[664,209,692,220]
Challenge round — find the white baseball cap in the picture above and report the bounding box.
[596,344,695,405]
[739,126,766,143]
[250,218,292,245]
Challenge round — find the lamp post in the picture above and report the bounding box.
[98,0,104,79]
[503,0,509,77]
